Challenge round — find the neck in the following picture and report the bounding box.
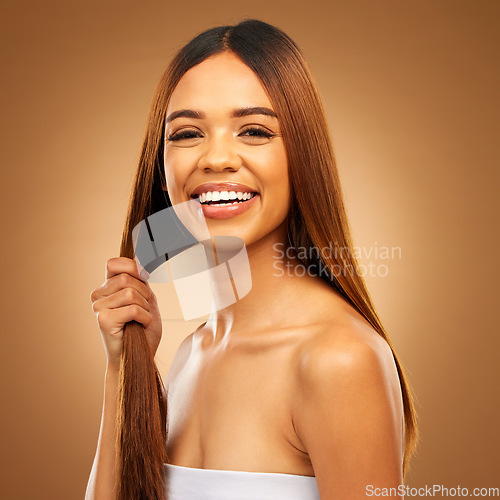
[202,222,329,344]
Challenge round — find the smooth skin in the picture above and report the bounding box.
[86,52,404,500]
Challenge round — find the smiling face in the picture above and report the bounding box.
[163,51,290,247]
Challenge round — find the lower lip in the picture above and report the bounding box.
[195,194,260,219]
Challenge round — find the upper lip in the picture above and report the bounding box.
[190,182,259,197]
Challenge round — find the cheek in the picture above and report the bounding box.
[164,152,194,203]
[252,144,289,184]
[259,147,291,217]
[268,148,289,192]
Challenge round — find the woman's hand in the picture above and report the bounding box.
[90,257,162,371]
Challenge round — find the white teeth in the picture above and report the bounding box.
[194,190,257,204]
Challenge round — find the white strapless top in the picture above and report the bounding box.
[164,463,320,500]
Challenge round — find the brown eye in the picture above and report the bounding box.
[239,126,275,144]
[167,129,203,141]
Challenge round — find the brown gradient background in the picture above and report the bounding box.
[1,0,498,498]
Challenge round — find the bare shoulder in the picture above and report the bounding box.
[290,280,401,396]
[290,310,405,497]
[295,317,399,394]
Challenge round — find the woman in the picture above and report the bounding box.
[86,19,418,500]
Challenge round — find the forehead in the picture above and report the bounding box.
[167,52,274,114]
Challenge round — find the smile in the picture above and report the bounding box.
[190,183,260,219]
[196,191,259,219]
[197,190,257,205]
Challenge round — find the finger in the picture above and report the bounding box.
[92,287,151,314]
[105,272,152,301]
[98,304,152,333]
[92,271,152,304]
[133,255,151,283]
[105,257,148,283]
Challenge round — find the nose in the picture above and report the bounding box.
[197,134,242,173]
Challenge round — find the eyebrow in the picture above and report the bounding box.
[232,107,277,119]
[165,106,278,123]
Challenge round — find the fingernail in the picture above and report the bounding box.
[140,269,150,281]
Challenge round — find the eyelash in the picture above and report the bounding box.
[167,127,275,142]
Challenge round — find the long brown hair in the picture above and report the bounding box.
[117,18,419,499]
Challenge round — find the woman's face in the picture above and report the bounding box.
[163,51,290,247]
